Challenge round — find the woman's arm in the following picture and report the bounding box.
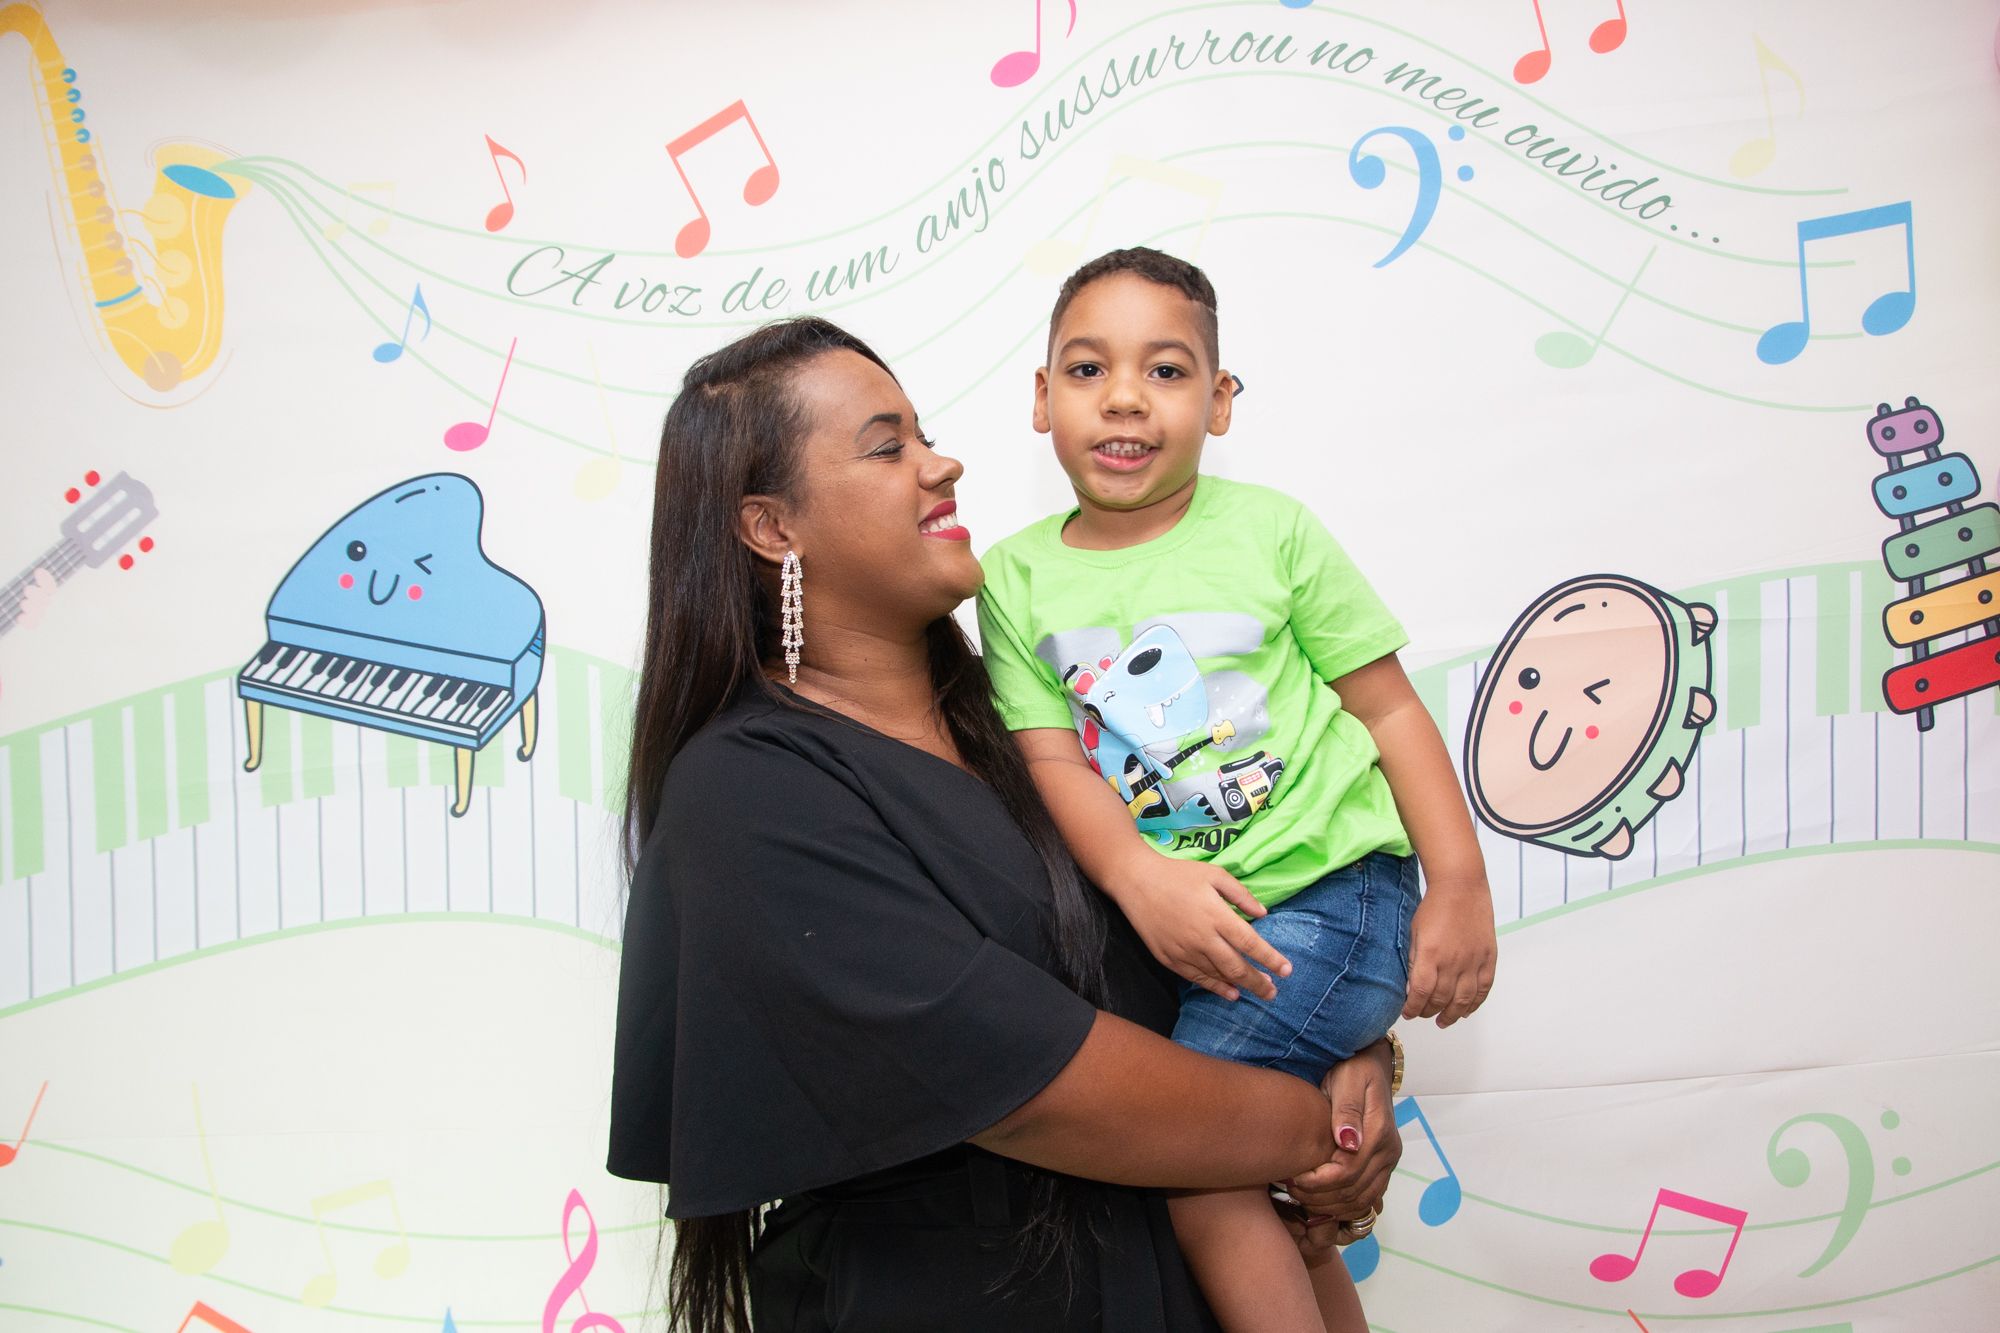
[971,1009,1336,1187]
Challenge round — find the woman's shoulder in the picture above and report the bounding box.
[658,688,919,834]
[674,687,856,773]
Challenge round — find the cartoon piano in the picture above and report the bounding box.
[236,474,544,817]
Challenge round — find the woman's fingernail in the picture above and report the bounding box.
[1337,1125,1363,1152]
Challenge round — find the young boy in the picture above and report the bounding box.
[977,248,1498,1333]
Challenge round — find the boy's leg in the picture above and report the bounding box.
[1168,1187,1325,1333]
[1303,1235,1368,1333]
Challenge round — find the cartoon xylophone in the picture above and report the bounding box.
[1867,398,2000,729]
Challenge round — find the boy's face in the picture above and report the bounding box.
[1034,272,1233,512]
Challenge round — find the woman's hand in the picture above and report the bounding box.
[1279,1037,1402,1257]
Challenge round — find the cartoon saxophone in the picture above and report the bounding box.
[3,2,248,394]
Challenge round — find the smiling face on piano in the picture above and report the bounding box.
[266,472,543,666]
[738,349,984,645]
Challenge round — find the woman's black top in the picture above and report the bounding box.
[608,691,1219,1332]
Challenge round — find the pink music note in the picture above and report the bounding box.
[1589,1188,1748,1298]
[173,1302,256,1333]
[1514,0,1553,82]
[445,338,516,452]
[990,0,1078,88]
[1514,0,1627,82]
[0,1081,48,1166]
[543,1189,626,1333]
[665,101,780,259]
[1590,0,1628,53]
[484,136,526,233]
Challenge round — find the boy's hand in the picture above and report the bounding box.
[1108,857,1293,1002]
[1402,882,1497,1027]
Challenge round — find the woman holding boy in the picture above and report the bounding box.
[610,252,1493,1331]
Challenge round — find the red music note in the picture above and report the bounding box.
[1514,0,1554,82]
[990,0,1078,88]
[1514,0,1627,83]
[445,338,517,452]
[484,136,526,233]
[174,1302,255,1333]
[1589,1188,1748,1298]
[664,101,780,259]
[1591,0,1629,53]
[0,1081,48,1166]
[542,1189,627,1333]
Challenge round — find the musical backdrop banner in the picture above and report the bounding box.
[1,0,1996,1327]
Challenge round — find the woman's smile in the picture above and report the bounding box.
[919,499,971,541]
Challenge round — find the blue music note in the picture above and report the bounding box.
[1341,1095,1462,1285]
[373,285,431,364]
[1395,1097,1463,1225]
[1349,128,1442,268]
[1341,1231,1380,1281]
[1756,202,1914,365]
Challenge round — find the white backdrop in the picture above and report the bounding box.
[1,1,1996,1329]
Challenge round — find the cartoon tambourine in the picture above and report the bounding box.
[1464,575,1717,860]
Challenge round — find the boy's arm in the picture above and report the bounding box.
[1015,728,1294,1002]
[1329,653,1497,1027]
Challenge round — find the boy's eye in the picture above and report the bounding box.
[1070,362,1104,379]
[1153,365,1185,380]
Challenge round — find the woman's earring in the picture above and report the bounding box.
[780,551,804,685]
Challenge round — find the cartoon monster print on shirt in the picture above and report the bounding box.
[1035,613,1287,843]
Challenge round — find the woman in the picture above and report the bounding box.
[608,318,1401,1332]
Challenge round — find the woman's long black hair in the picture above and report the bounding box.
[627,317,1111,1333]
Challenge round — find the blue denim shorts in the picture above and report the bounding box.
[1171,852,1418,1086]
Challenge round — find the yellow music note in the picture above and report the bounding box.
[169,1084,231,1275]
[1025,155,1225,277]
[572,340,623,502]
[300,1178,411,1307]
[1730,35,1804,178]
[323,181,395,240]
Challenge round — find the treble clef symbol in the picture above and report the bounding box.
[543,1189,627,1333]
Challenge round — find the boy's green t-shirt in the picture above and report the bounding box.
[977,477,1412,907]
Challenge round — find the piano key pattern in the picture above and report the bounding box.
[0,644,632,1007]
[239,641,519,743]
[2,565,1996,1007]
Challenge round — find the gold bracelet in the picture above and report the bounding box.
[1386,1029,1405,1097]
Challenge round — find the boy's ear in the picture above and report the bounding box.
[738,497,797,567]
[1208,367,1235,437]
[1032,365,1053,434]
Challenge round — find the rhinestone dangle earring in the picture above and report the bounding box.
[780,551,804,685]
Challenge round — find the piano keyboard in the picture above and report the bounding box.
[238,640,515,741]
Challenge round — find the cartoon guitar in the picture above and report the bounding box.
[1112,719,1236,819]
[0,473,158,637]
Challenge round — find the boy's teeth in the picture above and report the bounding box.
[1097,440,1150,458]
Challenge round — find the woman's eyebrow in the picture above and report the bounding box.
[854,411,902,444]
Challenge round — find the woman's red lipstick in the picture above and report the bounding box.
[919,500,971,541]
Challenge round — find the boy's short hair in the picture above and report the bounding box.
[1047,247,1219,372]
